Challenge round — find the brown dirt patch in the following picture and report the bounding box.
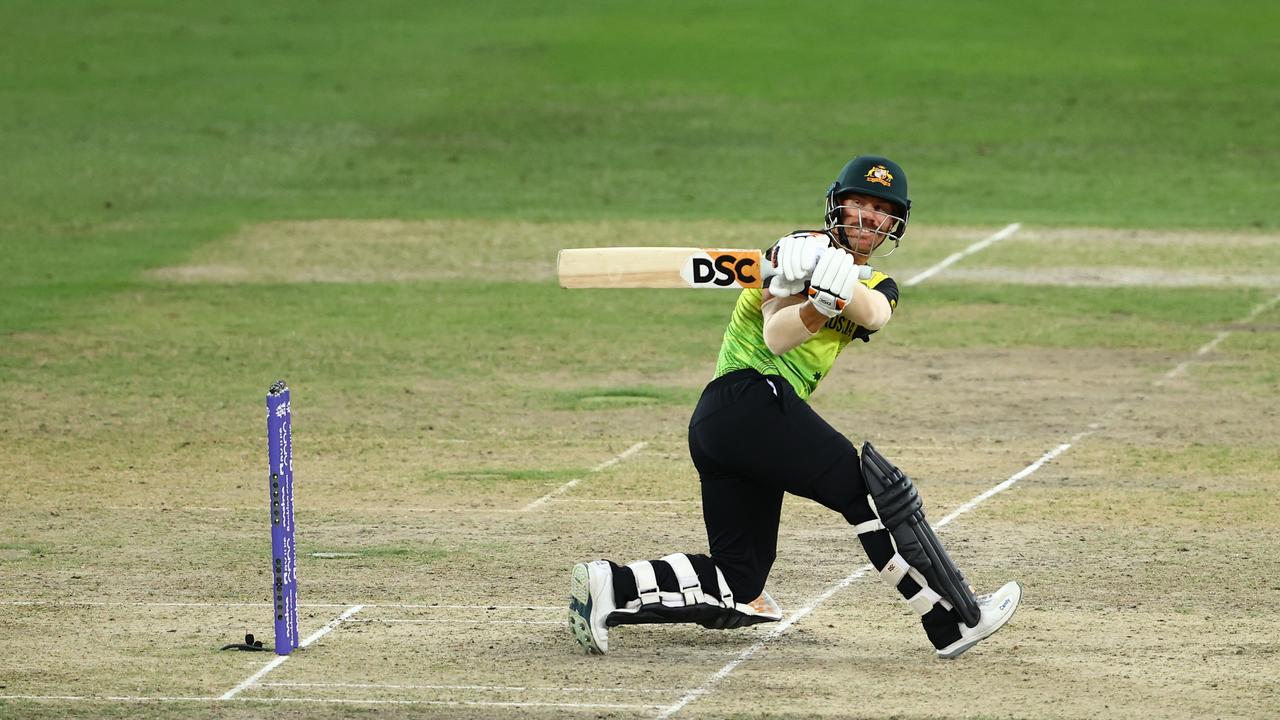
[143,220,1023,285]
[926,266,1280,287]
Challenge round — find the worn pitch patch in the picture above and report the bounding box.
[927,266,1280,287]
[142,220,1280,287]
[147,218,809,285]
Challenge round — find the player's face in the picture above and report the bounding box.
[835,193,901,260]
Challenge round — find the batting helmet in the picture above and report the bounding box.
[824,155,911,255]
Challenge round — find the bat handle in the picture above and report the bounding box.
[761,247,872,285]
[760,256,778,283]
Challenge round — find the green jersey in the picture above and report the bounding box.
[713,273,900,400]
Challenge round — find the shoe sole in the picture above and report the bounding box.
[937,582,1022,659]
[569,563,602,654]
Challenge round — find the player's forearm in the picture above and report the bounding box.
[761,292,817,355]
[841,283,892,330]
[762,282,890,354]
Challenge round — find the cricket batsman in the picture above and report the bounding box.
[569,155,1021,658]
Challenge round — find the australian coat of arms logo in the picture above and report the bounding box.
[865,165,894,187]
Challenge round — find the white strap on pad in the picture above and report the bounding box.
[627,560,661,606]
[879,552,946,615]
[854,518,886,535]
[879,552,909,587]
[661,553,704,607]
[714,567,734,608]
[907,586,943,615]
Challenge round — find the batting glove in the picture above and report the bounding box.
[807,250,870,317]
[767,232,830,296]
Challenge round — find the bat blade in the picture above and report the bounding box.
[557,247,773,289]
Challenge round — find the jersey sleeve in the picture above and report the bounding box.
[849,275,898,343]
[873,276,899,311]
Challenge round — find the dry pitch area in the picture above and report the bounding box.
[3,223,1279,718]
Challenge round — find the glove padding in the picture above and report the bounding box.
[807,250,872,317]
[767,232,830,297]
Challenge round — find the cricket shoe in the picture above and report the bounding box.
[936,581,1022,659]
[569,560,615,654]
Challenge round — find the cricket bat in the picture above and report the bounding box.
[557,247,778,289]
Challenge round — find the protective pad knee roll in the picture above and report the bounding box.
[861,441,981,627]
[872,478,923,528]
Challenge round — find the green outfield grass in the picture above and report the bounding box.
[3,0,1278,334]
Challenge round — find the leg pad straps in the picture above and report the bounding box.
[608,554,779,629]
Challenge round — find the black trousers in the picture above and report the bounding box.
[610,368,963,648]
[688,368,874,600]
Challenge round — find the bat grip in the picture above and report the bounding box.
[760,257,779,282]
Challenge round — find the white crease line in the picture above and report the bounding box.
[298,605,365,648]
[521,441,648,511]
[0,600,277,607]
[260,681,688,694]
[0,601,560,610]
[219,657,290,702]
[656,438,1076,719]
[590,442,649,472]
[934,440,1081,527]
[0,695,661,710]
[1159,291,1280,382]
[357,603,560,610]
[551,498,699,505]
[104,505,243,512]
[247,697,662,709]
[98,505,675,514]
[0,691,215,696]
[387,507,681,515]
[1161,331,1230,381]
[219,604,363,700]
[903,223,1021,287]
[358,603,561,610]
[346,618,561,625]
